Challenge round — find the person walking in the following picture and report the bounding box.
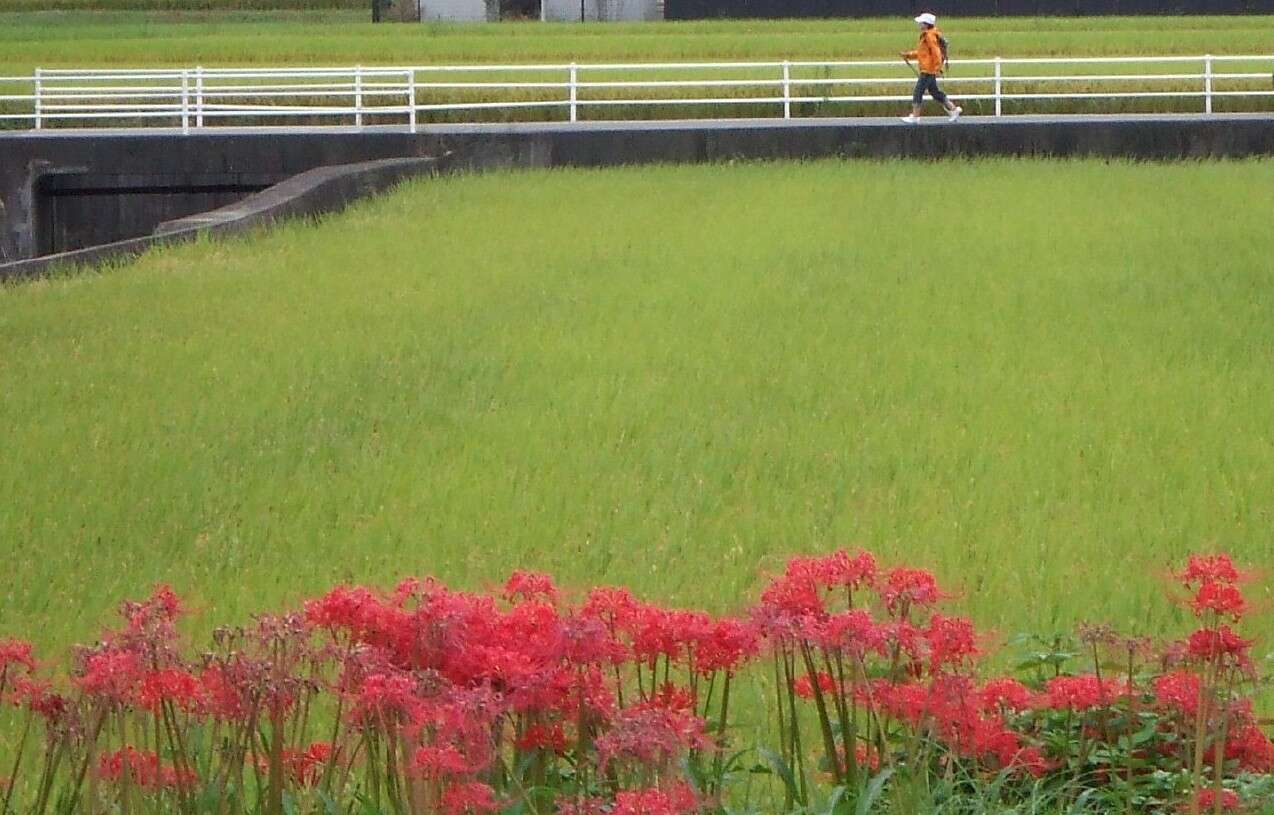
[900,12,962,123]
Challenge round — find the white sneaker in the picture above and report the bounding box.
[900,115,919,124]
[947,106,963,121]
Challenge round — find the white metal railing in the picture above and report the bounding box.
[2,55,1273,131]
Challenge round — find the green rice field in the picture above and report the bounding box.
[2,158,1272,664]
[2,13,1273,77]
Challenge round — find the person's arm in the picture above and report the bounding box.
[920,32,941,69]
[901,47,919,59]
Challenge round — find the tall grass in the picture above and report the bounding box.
[2,159,1273,670]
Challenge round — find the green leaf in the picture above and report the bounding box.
[313,789,342,815]
[758,746,804,806]
[1067,787,1100,815]
[854,767,895,815]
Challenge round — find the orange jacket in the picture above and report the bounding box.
[904,27,946,75]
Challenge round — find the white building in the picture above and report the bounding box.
[415,0,660,21]
[543,0,661,21]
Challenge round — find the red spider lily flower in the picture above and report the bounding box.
[199,664,252,722]
[0,639,35,677]
[556,797,609,815]
[758,573,825,619]
[287,742,332,786]
[968,719,1030,770]
[978,678,1035,713]
[1185,626,1253,664]
[515,722,568,754]
[137,668,205,713]
[98,747,197,790]
[1041,675,1125,711]
[878,620,925,666]
[924,614,978,672]
[1153,670,1201,717]
[835,549,879,592]
[116,585,185,650]
[693,617,760,675]
[792,550,879,592]
[440,781,501,815]
[879,568,941,616]
[651,683,696,712]
[630,607,713,667]
[755,552,880,633]
[793,672,837,700]
[303,585,380,634]
[581,586,640,629]
[559,615,626,667]
[411,744,478,779]
[76,649,143,705]
[812,610,885,657]
[1190,582,1247,620]
[1181,788,1241,813]
[123,584,183,627]
[875,680,931,725]
[1179,554,1242,587]
[11,678,67,722]
[1009,745,1050,777]
[406,686,502,772]
[348,672,421,728]
[596,702,711,773]
[1225,723,1274,773]
[503,571,559,605]
[611,782,700,815]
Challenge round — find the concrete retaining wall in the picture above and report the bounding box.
[3,114,1273,276]
[665,0,1274,19]
[1,157,442,279]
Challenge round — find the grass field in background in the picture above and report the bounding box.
[2,13,1273,78]
[0,0,360,10]
[2,158,1272,666]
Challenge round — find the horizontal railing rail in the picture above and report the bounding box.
[2,55,1272,132]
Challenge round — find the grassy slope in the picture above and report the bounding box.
[1,13,1273,77]
[2,159,1272,661]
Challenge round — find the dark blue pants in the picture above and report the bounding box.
[912,73,949,106]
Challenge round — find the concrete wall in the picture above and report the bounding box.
[2,158,439,279]
[0,130,438,264]
[3,114,1274,268]
[35,173,273,256]
[666,0,1274,19]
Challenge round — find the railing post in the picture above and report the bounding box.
[1204,54,1213,115]
[994,56,1002,117]
[355,64,364,128]
[782,60,791,120]
[195,65,204,129]
[569,62,578,123]
[33,67,42,130]
[181,69,190,135]
[406,69,416,131]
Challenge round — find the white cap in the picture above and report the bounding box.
[914,12,937,25]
